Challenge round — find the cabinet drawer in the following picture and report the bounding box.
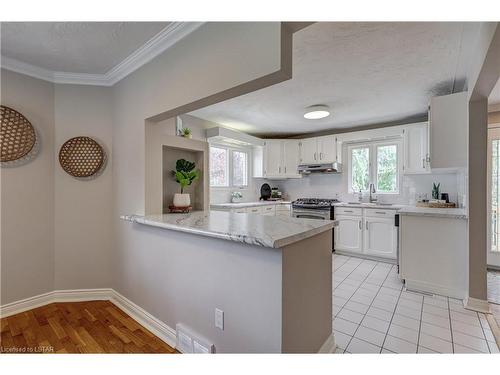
[364,209,396,218]
[335,207,362,216]
[275,204,291,212]
[276,210,291,217]
[231,208,247,213]
[262,205,276,215]
[246,206,263,214]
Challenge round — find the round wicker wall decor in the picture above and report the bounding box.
[1,105,39,166]
[59,136,106,179]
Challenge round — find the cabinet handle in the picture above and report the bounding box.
[359,221,362,230]
[279,166,281,173]
[375,211,386,214]
[314,152,317,160]
[284,166,287,173]
[366,221,368,230]
[344,210,353,213]
[422,158,425,169]
[320,152,323,160]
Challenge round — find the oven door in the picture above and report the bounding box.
[292,207,331,220]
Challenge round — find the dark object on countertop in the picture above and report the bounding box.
[432,182,440,199]
[260,183,271,200]
[440,193,450,203]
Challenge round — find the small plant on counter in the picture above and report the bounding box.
[181,127,192,138]
[171,159,200,208]
[432,182,441,200]
[231,191,243,203]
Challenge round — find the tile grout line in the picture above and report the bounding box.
[447,297,455,353]
[337,260,389,352]
[343,262,396,353]
[415,293,425,352]
[476,310,492,353]
[379,266,405,352]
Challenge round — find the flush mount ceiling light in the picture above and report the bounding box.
[303,105,330,120]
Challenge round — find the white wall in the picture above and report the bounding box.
[54,84,113,290]
[1,69,55,304]
[111,22,283,350]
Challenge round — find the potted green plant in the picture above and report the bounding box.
[172,159,200,207]
[181,127,192,139]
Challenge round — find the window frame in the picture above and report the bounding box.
[347,138,402,195]
[209,143,250,189]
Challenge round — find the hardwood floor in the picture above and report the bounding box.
[0,300,177,354]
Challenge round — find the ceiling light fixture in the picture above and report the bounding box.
[304,105,330,120]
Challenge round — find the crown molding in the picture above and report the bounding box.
[0,22,204,87]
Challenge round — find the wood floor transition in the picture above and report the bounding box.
[0,300,177,354]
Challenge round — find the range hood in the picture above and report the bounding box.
[297,161,342,174]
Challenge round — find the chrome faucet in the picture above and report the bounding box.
[369,183,377,203]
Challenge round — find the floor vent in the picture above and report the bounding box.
[176,324,215,353]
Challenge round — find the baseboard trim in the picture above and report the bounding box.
[318,332,336,353]
[110,290,177,349]
[404,278,466,300]
[464,296,491,314]
[0,288,177,350]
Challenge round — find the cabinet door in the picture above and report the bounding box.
[282,140,301,177]
[336,137,343,164]
[318,135,336,163]
[300,138,318,164]
[264,140,282,177]
[334,215,363,253]
[363,217,397,259]
[403,123,429,174]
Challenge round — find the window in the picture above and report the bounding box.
[209,145,249,188]
[348,140,401,194]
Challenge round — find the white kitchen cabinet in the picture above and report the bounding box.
[403,122,430,174]
[299,136,337,164]
[336,137,343,164]
[363,217,397,259]
[335,208,397,260]
[334,215,363,254]
[262,140,301,179]
[261,205,276,216]
[264,140,283,177]
[299,138,318,164]
[429,92,468,169]
[317,135,337,163]
[282,140,301,177]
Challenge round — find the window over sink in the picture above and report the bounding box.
[209,145,249,188]
[348,139,402,195]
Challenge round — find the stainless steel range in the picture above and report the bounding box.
[291,198,339,220]
[292,198,339,251]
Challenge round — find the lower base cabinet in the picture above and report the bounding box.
[334,215,363,254]
[335,209,397,260]
[363,217,397,259]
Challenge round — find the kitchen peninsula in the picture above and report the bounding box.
[121,210,337,353]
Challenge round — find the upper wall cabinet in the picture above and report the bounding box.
[299,135,338,164]
[253,139,301,179]
[429,92,468,169]
[403,122,430,174]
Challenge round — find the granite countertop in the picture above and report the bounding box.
[397,206,468,219]
[210,200,291,209]
[121,210,336,248]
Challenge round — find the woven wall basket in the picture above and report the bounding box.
[0,105,39,167]
[59,136,107,179]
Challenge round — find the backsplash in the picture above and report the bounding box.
[249,169,467,208]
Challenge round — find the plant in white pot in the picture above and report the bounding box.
[172,159,200,208]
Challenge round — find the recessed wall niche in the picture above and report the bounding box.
[145,118,209,215]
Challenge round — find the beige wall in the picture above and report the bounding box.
[1,69,55,304]
[54,84,113,290]
[111,22,285,351]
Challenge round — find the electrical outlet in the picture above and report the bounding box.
[215,308,224,330]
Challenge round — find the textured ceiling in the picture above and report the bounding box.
[190,22,470,136]
[0,22,169,73]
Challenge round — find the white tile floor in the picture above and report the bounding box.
[488,270,500,304]
[333,254,500,354]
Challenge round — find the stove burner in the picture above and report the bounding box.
[292,198,340,209]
